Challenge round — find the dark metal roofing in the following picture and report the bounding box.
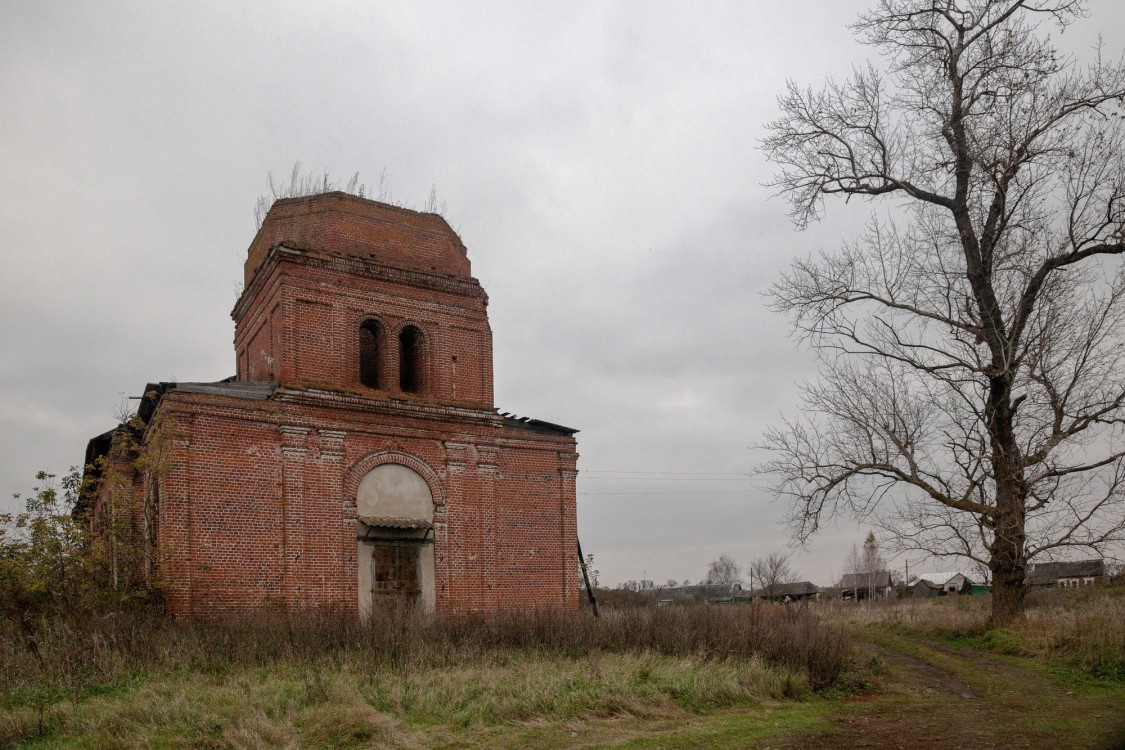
[170,380,277,399]
[737,581,820,598]
[138,379,278,422]
[1028,559,1105,583]
[83,429,115,473]
[498,411,578,436]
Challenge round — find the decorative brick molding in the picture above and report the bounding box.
[344,450,447,509]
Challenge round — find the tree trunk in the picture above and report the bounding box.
[987,378,1028,626]
[989,491,1027,626]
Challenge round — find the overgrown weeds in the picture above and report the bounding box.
[2,604,848,701]
[1,468,850,746]
[0,604,848,747]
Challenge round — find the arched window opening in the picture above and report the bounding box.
[359,320,381,388]
[399,325,422,393]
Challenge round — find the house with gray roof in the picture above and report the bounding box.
[1027,559,1106,589]
[735,581,820,603]
[839,571,894,601]
[912,571,975,595]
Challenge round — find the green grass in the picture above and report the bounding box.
[939,624,1125,682]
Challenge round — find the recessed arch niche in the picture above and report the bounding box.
[355,463,436,615]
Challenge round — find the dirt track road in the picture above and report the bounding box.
[783,633,1125,750]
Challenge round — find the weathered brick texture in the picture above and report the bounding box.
[85,193,578,619]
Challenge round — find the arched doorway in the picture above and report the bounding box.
[355,463,436,615]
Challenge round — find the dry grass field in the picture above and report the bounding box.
[793,585,1125,749]
[824,584,1125,680]
[1,605,846,749]
[2,589,1123,749]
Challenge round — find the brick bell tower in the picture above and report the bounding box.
[233,191,494,405]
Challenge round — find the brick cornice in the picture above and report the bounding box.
[272,387,500,428]
[233,244,487,321]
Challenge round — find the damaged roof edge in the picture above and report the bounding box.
[79,379,279,518]
[137,379,279,423]
[497,410,579,437]
[75,428,117,519]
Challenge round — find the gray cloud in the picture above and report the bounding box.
[3,0,1122,586]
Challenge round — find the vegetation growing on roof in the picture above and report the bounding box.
[253,161,448,228]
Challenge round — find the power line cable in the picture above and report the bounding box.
[580,477,751,481]
[582,470,749,476]
[578,490,758,495]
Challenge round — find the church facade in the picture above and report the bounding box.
[82,193,579,619]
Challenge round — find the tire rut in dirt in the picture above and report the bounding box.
[862,641,976,699]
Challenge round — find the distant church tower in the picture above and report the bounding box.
[83,193,579,618]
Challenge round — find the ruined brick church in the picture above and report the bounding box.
[82,192,579,619]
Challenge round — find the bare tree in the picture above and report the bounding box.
[750,551,795,595]
[761,0,1125,625]
[842,543,863,599]
[862,531,889,599]
[840,533,889,600]
[704,554,743,585]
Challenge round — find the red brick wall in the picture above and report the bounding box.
[233,251,494,407]
[150,390,577,618]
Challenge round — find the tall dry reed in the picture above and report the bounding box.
[0,602,849,710]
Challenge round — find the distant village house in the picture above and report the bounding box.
[908,571,983,598]
[1027,559,1106,589]
[735,581,820,603]
[839,571,894,601]
[652,583,742,606]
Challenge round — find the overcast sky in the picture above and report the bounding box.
[3,1,1123,587]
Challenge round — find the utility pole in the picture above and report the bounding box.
[577,539,599,617]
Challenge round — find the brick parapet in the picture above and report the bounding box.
[244,192,471,286]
